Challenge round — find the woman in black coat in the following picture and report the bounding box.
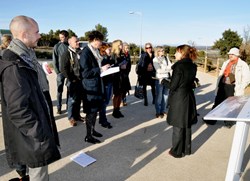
[136,42,156,106]
[80,31,110,144]
[166,44,198,158]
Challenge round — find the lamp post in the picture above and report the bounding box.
[129,11,143,57]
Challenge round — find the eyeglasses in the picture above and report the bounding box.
[145,47,152,49]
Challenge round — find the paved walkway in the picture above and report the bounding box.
[0,65,250,181]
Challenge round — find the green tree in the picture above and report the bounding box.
[80,24,109,42]
[213,29,243,56]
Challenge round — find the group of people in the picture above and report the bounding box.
[1,14,250,180]
[52,31,132,144]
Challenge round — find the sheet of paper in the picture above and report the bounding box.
[100,67,120,77]
[70,152,96,167]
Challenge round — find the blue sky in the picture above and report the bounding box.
[1,0,249,46]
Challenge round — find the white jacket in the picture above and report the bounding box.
[153,56,172,81]
[216,58,250,96]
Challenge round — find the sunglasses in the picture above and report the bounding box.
[145,47,152,49]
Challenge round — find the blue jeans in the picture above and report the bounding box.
[99,83,113,124]
[56,73,66,109]
[155,80,168,114]
[67,81,82,120]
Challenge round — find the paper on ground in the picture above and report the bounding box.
[70,152,96,167]
[100,67,119,77]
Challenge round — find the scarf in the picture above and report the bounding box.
[223,59,238,77]
[88,43,103,68]
[8,39,49,91]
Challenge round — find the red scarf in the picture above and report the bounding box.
[224,59,238,77]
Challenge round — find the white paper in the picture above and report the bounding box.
[100,67,120,77]
[70,152,96,167]
[42,62,52,75]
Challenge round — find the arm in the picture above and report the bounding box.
[52,44,60,74]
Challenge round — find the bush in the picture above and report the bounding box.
[35,50,52,59]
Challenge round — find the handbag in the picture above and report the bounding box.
[134,81,144,99]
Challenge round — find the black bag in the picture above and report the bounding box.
[161,77,171,89]
[134,81,144,99]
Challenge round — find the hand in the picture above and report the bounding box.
[101,64,110,72]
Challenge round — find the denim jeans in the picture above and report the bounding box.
[155,80,168,114]
[67,81,82,120]
[56,73,66,109]
[99,83,113,124]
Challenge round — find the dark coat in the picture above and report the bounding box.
[80,46,104,113]
[112,52,131,95]
[136,52,155,85]
[167,58,198,128]
[0,50,61,168]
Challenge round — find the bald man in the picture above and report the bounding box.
[60,35,85,127]
[0,15,61,181]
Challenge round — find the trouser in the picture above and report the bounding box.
[171,126,192,157]
[213,81,235,126]
[29,165,49,181]
[56,73,66,110]
[99,83,113,124]
[67,81,82,120]
[85,112,97,137]
[15,164,48,181]
[143,82,155,104]
[155,80,168,114]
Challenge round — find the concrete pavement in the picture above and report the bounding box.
[0,65,250,181]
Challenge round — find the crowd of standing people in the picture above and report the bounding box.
[1,15,250,180]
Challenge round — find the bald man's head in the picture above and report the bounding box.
[9,15,41,48]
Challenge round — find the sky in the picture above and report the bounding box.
[1,0,250,47]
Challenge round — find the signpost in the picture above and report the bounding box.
[204,96,250,181]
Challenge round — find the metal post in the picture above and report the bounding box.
[129,11,143,57]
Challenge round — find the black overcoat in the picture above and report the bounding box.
[167,58,198,128]
[80,46,104,113]
[0,50,61,168]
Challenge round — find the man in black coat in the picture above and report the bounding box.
[0,15,60,181]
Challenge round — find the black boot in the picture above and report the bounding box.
[117,109,124,117]
[85,136,101,144]
[93,130,103,137]
[112,108,120,118]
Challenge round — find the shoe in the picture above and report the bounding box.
[84,136,101,144]
[144,101,148,106]
[123,102,127,106]
[78,116,85,122]
[101,123,113,129]
[69,119,77,126]
[21,175,30,181]
[93,130,103,137]
[155,113,160,118]
[168,150,183,158]
[160,113,164,118]
[224,123,234,129]
[117,110,124,118]
[112,110,120,118]
[57,108,62,114]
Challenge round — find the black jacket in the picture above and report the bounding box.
[61,47,81,82]
[0,50,61,168]
[80,46,104,113]
[167,58,198,128]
